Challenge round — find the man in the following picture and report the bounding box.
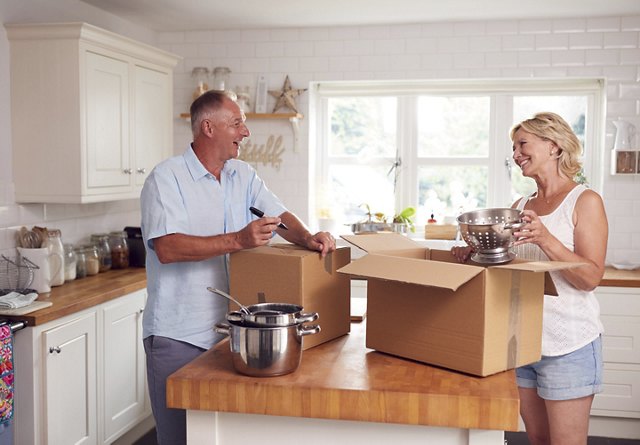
[140,90,336,445]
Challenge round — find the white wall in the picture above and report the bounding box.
[0,3,638,265]
[158,16,640,264]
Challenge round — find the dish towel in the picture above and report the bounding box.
[0,324,14,429]
[0,292,38,309]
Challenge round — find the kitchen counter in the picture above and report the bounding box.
[166,321,520,445]
[3,267,147,325]
[600,266,640,287]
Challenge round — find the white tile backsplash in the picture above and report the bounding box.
[1,3,639,264]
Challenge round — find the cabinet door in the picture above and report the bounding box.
[133,65,172,188]
[43,312,97,445]
[86,50,131,190]
[101,289,147,443]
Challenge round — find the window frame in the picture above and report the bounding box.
[309,78,606,228]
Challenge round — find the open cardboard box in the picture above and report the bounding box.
[339,233,581,376]
[229,244,351,350]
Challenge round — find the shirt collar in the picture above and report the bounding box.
[183,145,237,181]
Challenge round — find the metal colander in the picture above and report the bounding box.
[456,208,524,264]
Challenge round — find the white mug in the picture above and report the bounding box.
[17,247,61,294]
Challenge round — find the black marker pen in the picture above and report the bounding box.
[249,206,288,230]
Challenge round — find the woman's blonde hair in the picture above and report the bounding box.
[510,112,583,179]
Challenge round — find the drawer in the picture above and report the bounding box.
[592,364,640,418]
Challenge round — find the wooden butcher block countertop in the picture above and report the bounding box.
[600,266,640,287]
[166,321,521,432]
[2,267,147,326]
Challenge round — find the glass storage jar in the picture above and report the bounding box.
[83,244,100,276]
[91,233,112,272]
[212,66,231,91]
[45,229,65,287]
[63,243,77,282]
[108,231,129,269]
[75,247,87,279]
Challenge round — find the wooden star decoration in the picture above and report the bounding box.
[269,75,307,114]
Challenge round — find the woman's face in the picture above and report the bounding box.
[512,128,556,177]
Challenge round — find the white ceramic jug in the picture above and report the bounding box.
[17,247,63,293]
[612,120,636,150]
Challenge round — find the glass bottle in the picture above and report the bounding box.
[63,244,77,282]
[83,244,100,276]
[108,231,130,269]
[91,233,112,272]
[45,229,65,287]
[75,247,87,279]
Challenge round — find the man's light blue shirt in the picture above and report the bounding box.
[140,146,287,349]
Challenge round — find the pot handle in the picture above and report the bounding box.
[226,312,244,323]
[298,324,321,336]
[295,312,319,324]
[214,323,231,336]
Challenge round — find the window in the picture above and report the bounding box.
[311,79,605,233]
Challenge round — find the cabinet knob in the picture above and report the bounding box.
[123,168,133,174]
[139,308,144,314]
[136,167,147,174]
[49,346,62,354]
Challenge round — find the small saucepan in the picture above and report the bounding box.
[226,302,319,327]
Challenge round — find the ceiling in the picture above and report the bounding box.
[80,0,640,32]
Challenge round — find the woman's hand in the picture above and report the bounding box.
[512,209,552,249]
[450,245,472,263]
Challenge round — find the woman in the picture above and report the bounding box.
[452,112,608,445]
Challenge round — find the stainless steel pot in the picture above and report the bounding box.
[215,321,320,377]
[226,302,318,327]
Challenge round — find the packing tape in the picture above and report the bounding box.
[506,271,522,368]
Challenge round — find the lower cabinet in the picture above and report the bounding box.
[591,286,640,428]
[14,289,150,445]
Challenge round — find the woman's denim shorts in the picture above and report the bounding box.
[516,335,603,401]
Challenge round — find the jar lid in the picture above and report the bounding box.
[109,231,127,236]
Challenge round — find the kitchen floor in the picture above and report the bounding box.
[133,429,640,444]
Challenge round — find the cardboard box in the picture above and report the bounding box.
[230,244,351,350]
[339,234,580,376]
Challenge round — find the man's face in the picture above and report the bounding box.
[210,98,251,159]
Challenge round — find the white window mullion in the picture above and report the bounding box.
[491,95,515,208]
[396,96,417,213]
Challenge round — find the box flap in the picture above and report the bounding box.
[341,233,419,253]
[494,260,584,273]
[338,254,484,291]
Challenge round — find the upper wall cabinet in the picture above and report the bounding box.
[6,22,180,203]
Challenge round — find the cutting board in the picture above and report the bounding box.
[0,300,53,316]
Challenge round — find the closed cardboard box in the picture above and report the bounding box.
[230,244,351,350]
[339,234,579,376]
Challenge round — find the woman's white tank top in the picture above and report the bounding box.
[513,185,604,356]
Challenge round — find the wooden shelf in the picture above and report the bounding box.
[179,112,303,120]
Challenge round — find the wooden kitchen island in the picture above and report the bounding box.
[167,321,520,445]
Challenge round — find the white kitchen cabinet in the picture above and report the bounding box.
[6,22,179,203]
[44,312,97,445]
[13,290,150,445]
[100,290,147,444]
[591,286,640,420]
